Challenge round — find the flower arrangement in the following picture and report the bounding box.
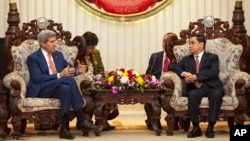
[92,68,162,94]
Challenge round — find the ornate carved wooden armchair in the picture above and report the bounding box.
[3,18,93,138]
[160,18,250,136]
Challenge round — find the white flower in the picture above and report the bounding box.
[95,74,102,80]
[151,75,157,82]
[116,70,123,76]
[120,76,129,84]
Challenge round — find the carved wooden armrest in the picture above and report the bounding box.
[225,71,250,110]
[3,72,25,121]
[3,72,26,98]
[160,71,183,98]
[74,73,93,92]
[226,71,250,97]
[74,73,94,107]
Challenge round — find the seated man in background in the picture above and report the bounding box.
[26,30,99,139]
[145,33,179,130]
[81,31,119,131]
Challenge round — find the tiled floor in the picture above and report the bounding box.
[2,104,246,141]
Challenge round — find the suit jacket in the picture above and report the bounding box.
[170,52,224,95]
[145,51,164,80]
[26,48,69,97]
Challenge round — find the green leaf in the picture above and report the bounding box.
[140,86,144,93]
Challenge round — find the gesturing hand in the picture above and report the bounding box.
[76,60,87,74]
[60,65,76,77]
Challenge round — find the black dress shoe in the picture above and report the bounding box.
[80,120,99,130]
[103,125,115,131]
[205,126,214,138]
[187,126,202,138]
[59,129,75,139]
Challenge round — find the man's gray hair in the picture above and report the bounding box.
[37,30,56,45]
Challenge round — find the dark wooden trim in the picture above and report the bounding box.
[0,38,7,80]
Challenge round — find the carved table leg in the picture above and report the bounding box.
[144,103,153,130]
[80,80,96,136]
[151,101,162,136]
[93,100,105,136]
[166,114,175,135]
[179,117,190,132]
[160,94,174,136]
[81,94,94,136]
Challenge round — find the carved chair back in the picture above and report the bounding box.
[173,38,243,99]
[5,19,85,73]
[165,18,247,72]
[10,39,78,98]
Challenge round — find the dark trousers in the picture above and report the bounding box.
[187,84,222,123]
[38,77,84,117]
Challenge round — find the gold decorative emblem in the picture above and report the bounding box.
[76,0,173,22]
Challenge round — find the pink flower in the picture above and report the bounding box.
[112,86,118,94]
[92,68,162,93]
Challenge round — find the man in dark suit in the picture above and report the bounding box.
[170,34,224,138]
[26,30,98,139]
[145,33,177,130]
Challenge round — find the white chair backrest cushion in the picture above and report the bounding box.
[11,39,78,84]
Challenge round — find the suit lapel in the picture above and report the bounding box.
[189,55,196,73]
[199,52,208,70]
[156,51,164,67]
[37,49,50,74]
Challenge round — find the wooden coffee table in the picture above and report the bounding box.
[92,89,162,136]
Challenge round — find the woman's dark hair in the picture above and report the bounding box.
[82,31,99,46]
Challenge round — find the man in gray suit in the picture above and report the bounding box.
[170,34,224,138]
